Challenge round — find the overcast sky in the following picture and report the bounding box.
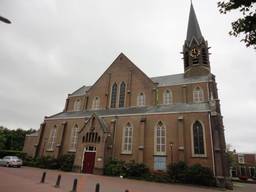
[0,0,255,153]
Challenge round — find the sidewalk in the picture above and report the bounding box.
[0,168,62,192]
[0,166,255,192]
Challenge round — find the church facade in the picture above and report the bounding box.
[24,4,230,186]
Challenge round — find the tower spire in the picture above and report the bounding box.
[182,3,210,77]
[186,3,204,45]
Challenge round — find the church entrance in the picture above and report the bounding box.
[82,146,96,174]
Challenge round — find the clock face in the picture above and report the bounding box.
[190,48,200,58]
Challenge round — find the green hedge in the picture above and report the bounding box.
[104,159,126,176]
[0,150,27,159]
[104,159,149,178]
[23,154,75,171]
[167,162,215,186]
[104,160,216,186]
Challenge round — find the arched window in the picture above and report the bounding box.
[74,99,81,111]
[86,133,89,142]
[110,83,117,108]
[155,121,166,155]
[193,87,204,103]
[69,125,79,151]
[47,126,57,151]
[119,82,126,108]
[92,96,100,110]
[202,48,209,65]
[137,92,145,106]
[192,121,205,155]
[163,89,172,105]
[122,123,133,154]
[154,121,166,171]
[184,51,189,68]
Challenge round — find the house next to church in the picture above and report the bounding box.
[23,3,231,187]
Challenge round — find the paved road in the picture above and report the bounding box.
[0,166,255,192]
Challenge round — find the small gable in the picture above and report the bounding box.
[79,113,109,134]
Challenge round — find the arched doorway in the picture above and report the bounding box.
[82,146,96,174]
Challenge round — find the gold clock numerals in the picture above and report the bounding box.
[190,48,200,58]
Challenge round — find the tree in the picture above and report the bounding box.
[226,144,237,168]
[218,0,256,49]
[0,126,36,151]
[0,128,7,149]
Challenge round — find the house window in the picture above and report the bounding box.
[92,96,100,110]
[240,166,246,176]
[155,121,166,155]
[110,83,117,108]
[192,121,205,156]
[193,87,204,103]
[249,167,255,178]
[74,99,81,111]
[119,82,126,108]
[47,126,57,151]
[69,125,79,151]
[231,167,237,177]
[137,92,145,106]
[238,154,245,164]
[154,156,166,171]
[163,89,172,105]
[122,123,133,154]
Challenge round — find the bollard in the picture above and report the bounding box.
[40,172,46,183]
[95,183,100,192]
[54,174,61,188]
[70,178,78,192]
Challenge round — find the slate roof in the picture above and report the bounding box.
[46,102,210,120]
[69,73,210,97]
[151,73,210,87]
[186,3,204,44]
[70,85,91,97]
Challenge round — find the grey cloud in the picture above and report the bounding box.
[0,0,255,153]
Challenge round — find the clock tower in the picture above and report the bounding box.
[183,3,210,78]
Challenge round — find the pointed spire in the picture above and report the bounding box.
[186,3,204,45]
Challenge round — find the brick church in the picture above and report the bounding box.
[23,3,230,186]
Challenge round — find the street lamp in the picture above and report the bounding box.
[169,142,174,165]
[0,15,11,24]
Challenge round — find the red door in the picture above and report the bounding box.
[83,152,96,174]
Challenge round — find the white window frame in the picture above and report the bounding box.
[122,123,133,154]
[69,124,79,152]
[154,121,166,156]
[92,96,100,110]
[163,89,172,105]
[238,154,245,164]
[74,99,81,111]
[47,126,57,151]
[154,156,167,171]
[191,120,207,157]
[137,92,145,107]
[193,86,204,103]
